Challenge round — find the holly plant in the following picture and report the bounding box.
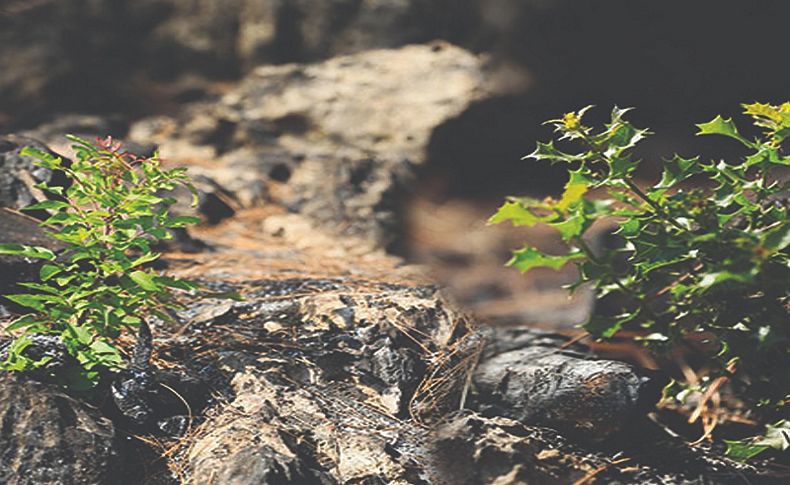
[0,135,200,388]
[491,103,790,436]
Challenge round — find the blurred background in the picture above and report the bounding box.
[2,0,788,331]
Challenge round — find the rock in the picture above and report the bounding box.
[109,320,214,432]
[144,221,482,482]
[0,372,116,485]
[171,275,479,419]
[130,43,490,246]
[471,338,664,440]
[191,440,333,485]
[185,372,379,484]
[134,43,488,171]
[478,326,590,356]
[431,412,615,484]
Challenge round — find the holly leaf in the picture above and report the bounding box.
[743,102,783,123]
[550,214,585,242]
[557,170,590,212]
[657,155,702,188]
[524,141,586,163]
[488,201,543,227]
[607,154,639,180]
[553,198,611,242]
[507,246,584,273]
[696,115,754,147]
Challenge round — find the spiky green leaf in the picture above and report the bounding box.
[696,115,753,147]
[507,246,584,273]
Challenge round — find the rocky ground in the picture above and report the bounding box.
[1,3,789,483]
[0,206,770,484]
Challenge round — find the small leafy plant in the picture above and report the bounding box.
[490,103,790,417]
[0,136,200,387]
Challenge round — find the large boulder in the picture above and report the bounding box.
[129,43,490,247]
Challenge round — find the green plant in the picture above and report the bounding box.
[0,135,200,388]
[490,103,790,413]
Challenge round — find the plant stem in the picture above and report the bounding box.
[574,235,660,322]
[581,134,687,232]
[624,178,687,231]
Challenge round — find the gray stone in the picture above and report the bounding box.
[0,372,116,485]
[471,343,663,440]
